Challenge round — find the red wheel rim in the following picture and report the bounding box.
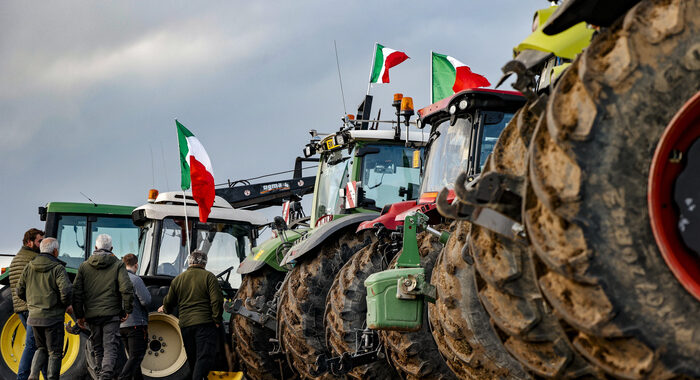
[648,91,700,301]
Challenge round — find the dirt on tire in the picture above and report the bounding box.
[232,267,293,380]
[380,226,458,380]
[278,229,374,379]
[523,0,700,377]
[429,220,531,380]
[324,240,400,379]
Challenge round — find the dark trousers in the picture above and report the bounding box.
[180,323,217,380]
[17,311,44,380]
[29,322,64,380]
[87,319,121,380]
[119,325,148,380]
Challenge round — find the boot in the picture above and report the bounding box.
[27,348,47,380]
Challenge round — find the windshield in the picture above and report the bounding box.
[479,112,513,168]
[313,150,350,221]
[361,144,422,208]
[420,118,473,193]
[55,214,138,269]
[139,218,251,289]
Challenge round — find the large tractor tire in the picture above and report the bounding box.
[429,221,531,380]
[465,105,600,378]
[523,0,700,377]
[324,240,400,379]
[232,267,293,380]
[278,230,373,379]
[380,227,458,380]
[0,287,88,380]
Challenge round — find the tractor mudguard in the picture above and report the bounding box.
[238,229,305,274]
[357,200,417,233]
[280,213,379,266]
[515,6,594,60]
[542,0,641,35]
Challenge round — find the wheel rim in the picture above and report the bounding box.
[0,313,81,375]
[648,90,700,301]
[141,313,187,378]
[1,314,23,373]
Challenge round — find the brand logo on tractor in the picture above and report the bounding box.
[261,182,291,194]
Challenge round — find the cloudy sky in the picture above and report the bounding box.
[0,1,542,254]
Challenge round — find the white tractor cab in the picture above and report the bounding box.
[130,190,267,379]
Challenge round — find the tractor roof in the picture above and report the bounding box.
[347,129,428,144]
[418,88,525,127]
[45,202,134,216]
[133,191,268,226]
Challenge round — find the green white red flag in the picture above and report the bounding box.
[432,52,490,103]
[370,43,409,84]
[176,120,215,223]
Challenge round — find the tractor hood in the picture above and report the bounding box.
[280,213,378,266]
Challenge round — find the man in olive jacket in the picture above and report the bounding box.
[73,234,134,380]
[9,228,44,380]
[159,250,223,380]
[17,237,72,380]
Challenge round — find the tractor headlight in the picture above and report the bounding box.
[449,105,457,115]
[334,134,345,146]
[303,144,316,158]
[459,99,469,110]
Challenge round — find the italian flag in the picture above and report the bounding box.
[432,52,490,103]
[176,120,215,223]
[370,43,409,84]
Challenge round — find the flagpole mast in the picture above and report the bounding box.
[176,118,192,257]
[366,42,377,96]
[182,190,192,256]
[430,51,434,104]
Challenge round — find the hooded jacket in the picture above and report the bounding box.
[9,246,38,313]
[73,250,134,320]
[17,253,72,326]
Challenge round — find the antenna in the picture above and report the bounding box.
[80,192,98,207]
[334,40,347,116]
[149,144,156,188]
[159,141,170,190]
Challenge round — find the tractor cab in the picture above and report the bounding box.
[358,89,526,232]
[132,190,268,290]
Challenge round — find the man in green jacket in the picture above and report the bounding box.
[9,228,44,380]
[73,234,133,380]
[159,249,223,380]
[17,237,72,380]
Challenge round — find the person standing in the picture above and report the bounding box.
[9,228,45,380]
[158,250,223,380]
[17,237,72,380]
[119,253,151,380]
[73,234,133,380]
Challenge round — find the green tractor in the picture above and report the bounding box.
[435,0,700,378]
[0,202,137,380]
[230,94,426,379]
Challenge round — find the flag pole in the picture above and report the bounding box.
[176,118,192,257]
[182,190,192,256]
[430,51,434,104]
[366,42,377,95]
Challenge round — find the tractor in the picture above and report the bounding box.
[230,94,427,379]
[434,0,700,378]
